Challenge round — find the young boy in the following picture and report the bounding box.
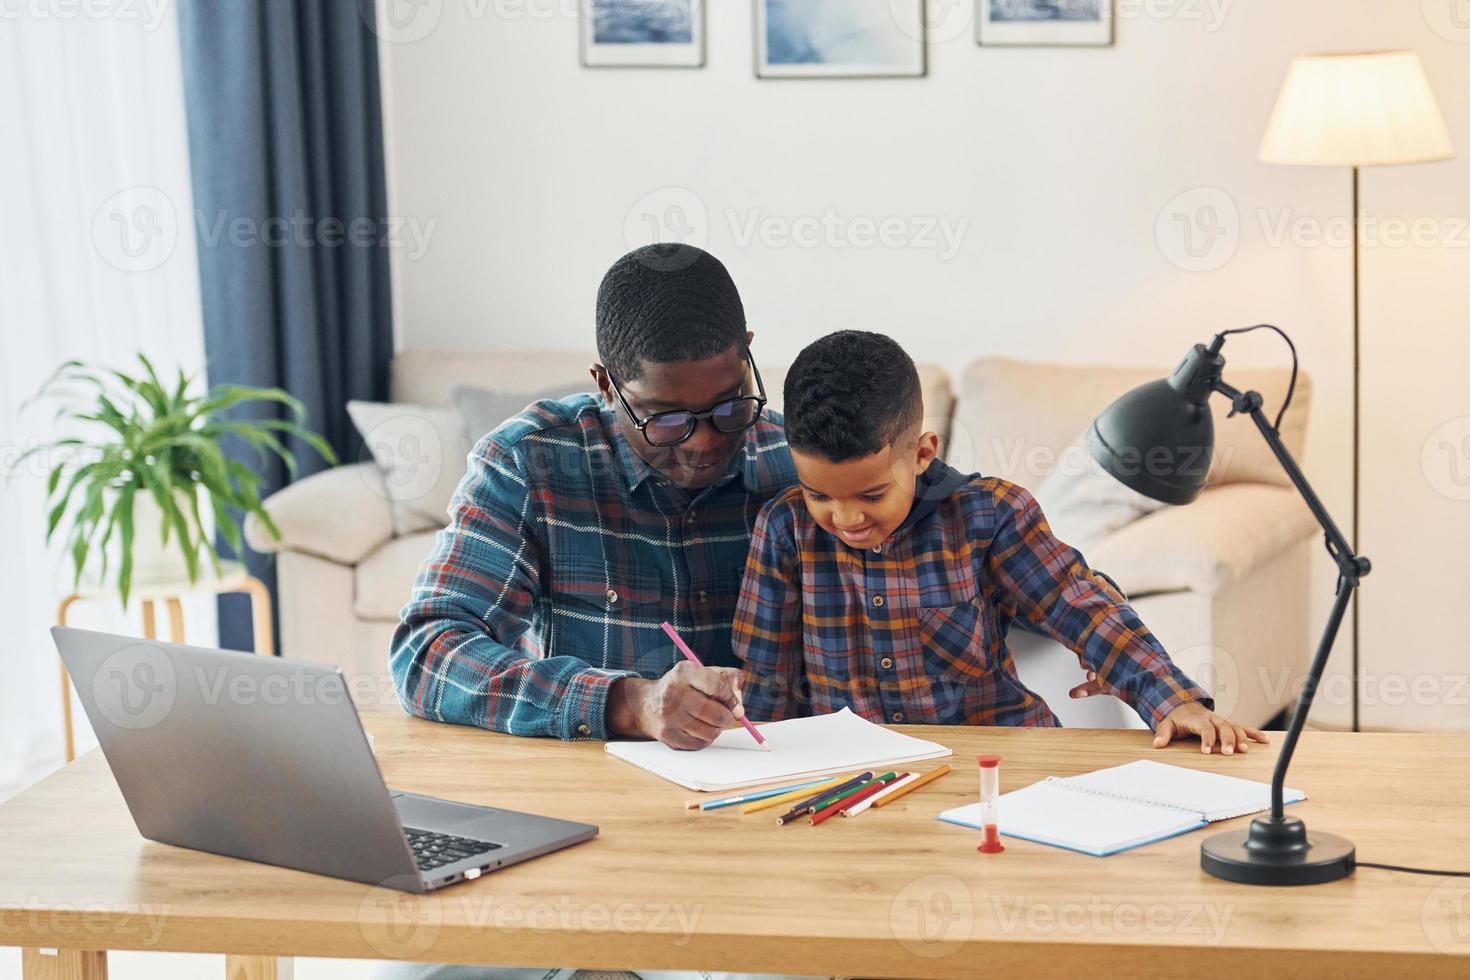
[732,330,1267,754]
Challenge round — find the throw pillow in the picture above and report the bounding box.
[347,401,470,536]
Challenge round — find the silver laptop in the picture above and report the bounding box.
[53,626,597,893]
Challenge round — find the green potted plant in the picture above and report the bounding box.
[11,355,337,606]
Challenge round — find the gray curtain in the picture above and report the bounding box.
[177,0,394,651]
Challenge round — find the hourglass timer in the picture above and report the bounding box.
[977,755,1004,854]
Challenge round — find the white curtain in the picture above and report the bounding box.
[0,4,210,800]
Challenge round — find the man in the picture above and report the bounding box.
[391,242,796,751]
[380,246,815,980]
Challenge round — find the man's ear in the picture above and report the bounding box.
[589,363,612,402]
[914,431,941,474]
[745,330,755,347]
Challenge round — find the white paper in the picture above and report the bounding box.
[604,708,953,792]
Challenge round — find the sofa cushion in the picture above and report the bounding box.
[948,357,1312,490]
[355,531,441,621]
[348,401,470,536]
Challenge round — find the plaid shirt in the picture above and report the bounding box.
[732,460,1210,729]
[390,394,795,740]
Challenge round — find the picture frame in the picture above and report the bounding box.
[977,0,1114,47]
[755,0,927,79]
[581,0,705,68]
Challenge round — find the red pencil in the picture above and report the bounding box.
[810,773,897,825]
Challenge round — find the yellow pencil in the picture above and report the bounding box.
[871,764,953,807]
[739,774,850,815]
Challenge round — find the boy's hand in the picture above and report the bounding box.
[1154,702,1269,755]
[1068,670,1107,699]
[607,662,746,750]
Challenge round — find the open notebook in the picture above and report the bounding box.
[605,707,952,792]
[938,759,1306,857]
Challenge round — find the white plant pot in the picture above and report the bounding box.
[126,491,196,586]
[77,487,217,592]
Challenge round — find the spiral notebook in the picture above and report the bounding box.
[938,759,1306,857]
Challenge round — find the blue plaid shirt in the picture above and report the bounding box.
[390,394,796,740]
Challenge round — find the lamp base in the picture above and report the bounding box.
[1200,816,1355,886]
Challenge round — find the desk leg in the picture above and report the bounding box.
[225,955,294,980]
[21,948,107,979]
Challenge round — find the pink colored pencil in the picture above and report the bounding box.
[660,621,769,750]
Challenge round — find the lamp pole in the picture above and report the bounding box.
[1350,164,1361,734]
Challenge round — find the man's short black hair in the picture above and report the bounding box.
[784,330,923,462]
[596,244,747,382]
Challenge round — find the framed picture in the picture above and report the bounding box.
[977,0,1113,46]
[755,0,926,79]
[581,0,705,68]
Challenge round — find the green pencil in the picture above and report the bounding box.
[777,771,897,825]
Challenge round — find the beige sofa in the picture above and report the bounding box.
[248,350,1316,727]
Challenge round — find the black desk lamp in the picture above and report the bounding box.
[1084,324,1368,885]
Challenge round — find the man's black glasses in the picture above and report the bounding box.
[606,351,768,448]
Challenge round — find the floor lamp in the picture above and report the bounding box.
[1257,51,1455,731]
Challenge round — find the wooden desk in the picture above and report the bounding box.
[2,716,1469,979]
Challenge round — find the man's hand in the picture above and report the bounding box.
[606,662,746,750]
[1154,702,1270,755]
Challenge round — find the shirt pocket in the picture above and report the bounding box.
[917,587,993,677]
[544,539,668,670]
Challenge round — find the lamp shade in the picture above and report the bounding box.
[1084,346,1222,506]
[1259,50,1455,167]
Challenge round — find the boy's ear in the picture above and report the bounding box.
[914,431,941,474]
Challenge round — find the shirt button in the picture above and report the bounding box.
[880,657,894,669]
[698,590,708,603]
[892,711,905,723]
[872,595,885,607]
[872,545,882,554]
[605,589,619,605]
[577,723,590,735]
[685,511,696,524]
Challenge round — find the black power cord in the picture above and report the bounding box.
[1357,862,1470,878]
[1216,323,1299,431]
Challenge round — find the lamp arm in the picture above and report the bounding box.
[1211,379,1371,819]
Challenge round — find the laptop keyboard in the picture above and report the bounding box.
[404,826,503,872]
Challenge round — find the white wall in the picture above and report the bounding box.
[376,0,1470,732]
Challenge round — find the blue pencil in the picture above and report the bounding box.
[685,776,837,812]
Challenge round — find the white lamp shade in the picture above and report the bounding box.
[1259,51,1455,167]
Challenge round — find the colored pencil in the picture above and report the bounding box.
[684,776,834,811]
[810,773,900,826]
[842,771,917,818]
[661,621,768,750]
[738,774,850,814]
[872,763,953,807]
[776,771,873,825]
[795,771,897,827]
